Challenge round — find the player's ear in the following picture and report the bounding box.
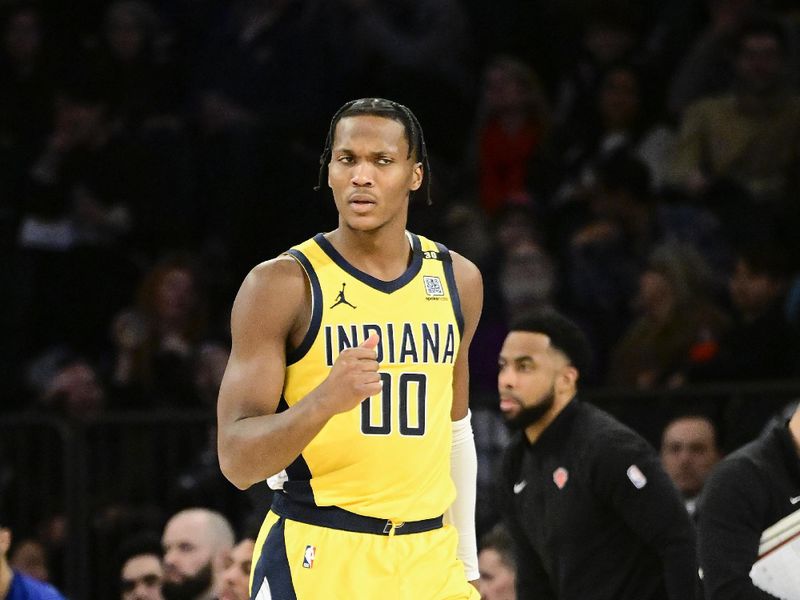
[410,162,423,191]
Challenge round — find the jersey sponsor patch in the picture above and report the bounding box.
[423,276,445,297]
[303,545,316,569]
[553,467,569,490]
[626,464,647,489]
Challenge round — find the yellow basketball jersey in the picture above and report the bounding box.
[280,232,463,522]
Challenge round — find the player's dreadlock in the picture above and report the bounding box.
[314,98,433,205]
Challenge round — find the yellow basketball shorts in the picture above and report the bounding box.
[249,503,479,599]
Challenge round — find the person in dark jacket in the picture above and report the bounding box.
[497,308,697,600]
[697,402,800,599]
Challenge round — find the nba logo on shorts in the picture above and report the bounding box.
[302,545,316,569]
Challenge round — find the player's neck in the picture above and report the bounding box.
[327,227,412,280]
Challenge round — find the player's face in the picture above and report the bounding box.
[121,555,164,600]
[328,115,422,233]
[661,417,720,497]
[498,332,565,427]
[477,548,516,600]
[218,539,255,600]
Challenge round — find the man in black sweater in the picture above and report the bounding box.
[697,402,800,599]
[497,309,697,599]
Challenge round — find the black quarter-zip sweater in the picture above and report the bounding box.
[499,398,697,600]
[697,421,800,599]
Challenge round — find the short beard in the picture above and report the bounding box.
[504,387,555,431]
[162,562,213,600]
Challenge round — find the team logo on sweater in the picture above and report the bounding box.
[553,467,569,490]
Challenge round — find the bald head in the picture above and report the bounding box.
[162,509,234,598]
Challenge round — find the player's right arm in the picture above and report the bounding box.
[217,256,382,490]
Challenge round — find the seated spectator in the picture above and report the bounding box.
[110,254,227,409]
[660,414,722,516]
[218,534,255,600]
[0,511,66,599]
[117,532,163,600]
[8,538,49,583]
[160,508,234,600]
[471,55,550,217]
[477,524,516,600]
[607,241,730,388]
[668,14,800,216]
[690,242,799,382]
[25,349,106,420]
[667,0,761,115]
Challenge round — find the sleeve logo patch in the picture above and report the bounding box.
[626,465,647,489]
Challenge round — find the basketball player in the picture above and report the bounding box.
[217,98,482,599]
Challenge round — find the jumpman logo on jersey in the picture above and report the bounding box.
[330,282,357,309]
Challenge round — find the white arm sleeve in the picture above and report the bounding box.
[444,410,479,581]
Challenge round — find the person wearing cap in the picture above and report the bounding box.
[496,309,697,599]
[0,515,66,599]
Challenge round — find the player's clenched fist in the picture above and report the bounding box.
[318,334,382,415]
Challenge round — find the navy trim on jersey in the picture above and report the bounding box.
[313,232,423,294]
[276,397,317,506]
[435,242,464,337]
[272,493,443,536]
[285,248,323,365]
[252,517,297,600]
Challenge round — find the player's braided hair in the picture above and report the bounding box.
[314,98,432,205]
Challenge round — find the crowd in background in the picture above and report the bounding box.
[1,0,800,596]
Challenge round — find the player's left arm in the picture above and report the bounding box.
[447,251,483,582]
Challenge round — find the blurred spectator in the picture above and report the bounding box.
[8,538,49,583]
[660,414,722,516]
[25,350,106,420]
[690,242,799,382]
[217,535,255,600]
[118,532,164,600]
[471,55,550,217]
[607,241,730,388]
[551,1,642,129]
[188,0,345,271]
[160,508,234,600]
[110,254,226,408]
[668,0,761,115]
[539,62,674,207]
[0,512,66,599]
[0,2,58,216]
[477,524,516,600]
[83,1,183,133]
[669,14,800,214]
[336,0,475,164]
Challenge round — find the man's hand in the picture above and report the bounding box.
[318,334,382,415]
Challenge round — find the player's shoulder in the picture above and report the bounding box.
[233,253,308,313]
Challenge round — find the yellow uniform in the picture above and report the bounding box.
[250,232,479,600]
